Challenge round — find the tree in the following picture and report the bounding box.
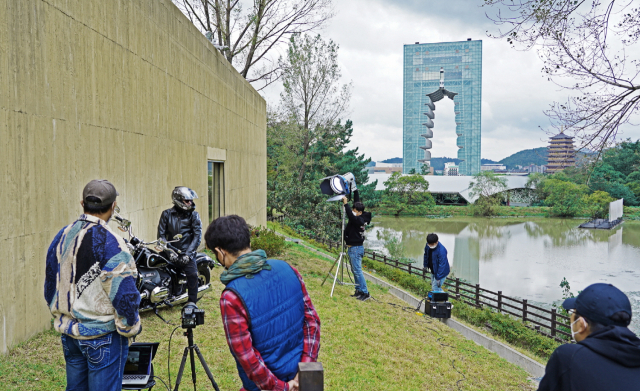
[278,34,352,181]
[469,171,508,216]
[484,1,640,153]
[379,172,435,216]
[172,0,333,88]
[582,191,614,219]
[542,179,587,217]
[420,164,431,175]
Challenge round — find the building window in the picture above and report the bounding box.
[207,161,224,223]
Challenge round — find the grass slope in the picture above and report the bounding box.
[1,245,535,391]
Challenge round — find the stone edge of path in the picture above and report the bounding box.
[285,238,546,379]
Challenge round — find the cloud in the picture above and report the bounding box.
[262,0,640,162]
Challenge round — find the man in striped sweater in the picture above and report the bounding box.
[44,180,142,391]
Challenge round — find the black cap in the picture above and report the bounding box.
[83,180,119,207]
[562,283,632,327]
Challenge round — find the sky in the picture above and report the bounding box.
[260,0,640,162]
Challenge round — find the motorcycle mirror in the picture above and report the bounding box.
[173,234,183,240]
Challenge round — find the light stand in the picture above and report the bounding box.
[321,205,356,296]
[173,328,220,391]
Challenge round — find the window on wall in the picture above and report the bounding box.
[208,161,224,223]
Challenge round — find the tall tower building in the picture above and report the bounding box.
[546,132,576,173]
[403,40,482,175]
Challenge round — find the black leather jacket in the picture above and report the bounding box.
[157,206,202,255]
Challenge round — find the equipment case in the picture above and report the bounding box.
[428,301,452,319]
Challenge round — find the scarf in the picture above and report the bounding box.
[220,249,272,285]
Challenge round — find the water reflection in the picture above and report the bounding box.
[366,217,640,334]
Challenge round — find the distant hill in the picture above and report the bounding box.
[382,157,402,163]
[498,147,548,169]
[481,158,498,165]
[429,157,461,171]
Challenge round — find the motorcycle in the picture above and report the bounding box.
[112,207,216,320]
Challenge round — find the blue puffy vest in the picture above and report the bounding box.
[225,260,305,391]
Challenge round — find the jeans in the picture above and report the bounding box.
[61,331,129,391]
[431,275,446,293]
[347,246,368,295]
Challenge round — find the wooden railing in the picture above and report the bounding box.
[267,216,571,342]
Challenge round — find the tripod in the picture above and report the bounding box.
[321,206,356,297]
[173,328,220,391]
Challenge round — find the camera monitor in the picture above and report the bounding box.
[122,342,159,387]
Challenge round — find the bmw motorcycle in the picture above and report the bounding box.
[113,208,216,320]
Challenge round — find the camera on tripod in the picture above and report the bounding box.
[181,306,205,329]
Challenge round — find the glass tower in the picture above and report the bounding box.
[403,40,482,175]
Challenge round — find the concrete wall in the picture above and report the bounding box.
[0,0,267,352]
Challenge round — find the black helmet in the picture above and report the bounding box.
[172,187,198,211]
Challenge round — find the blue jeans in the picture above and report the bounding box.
[348,246,368,295]
[61,331,129,391]
[431,275,447,292]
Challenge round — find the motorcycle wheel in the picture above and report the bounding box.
[197,262,211,286]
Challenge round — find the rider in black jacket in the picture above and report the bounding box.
[158,186,202,305]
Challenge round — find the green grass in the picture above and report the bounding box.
[360,256,562,361]
[0,245,537,390]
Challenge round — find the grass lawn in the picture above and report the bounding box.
[1,245,536,391]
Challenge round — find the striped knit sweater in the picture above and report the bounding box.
[44,214,142,339]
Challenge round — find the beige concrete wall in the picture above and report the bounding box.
[0,0,267,352]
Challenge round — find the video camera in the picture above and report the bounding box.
[181,305,205,329]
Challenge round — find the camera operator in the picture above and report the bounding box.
[44,180,142,391]
[538,283,640,391]
[205,215,321,391]
[157,186,202,306]
[342,189,372,301]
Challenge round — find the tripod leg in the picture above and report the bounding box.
[173,346,190,391]
[321,255,340,287]
[189,346,197,391]
[330,253,343,297]
[194,344,221,391]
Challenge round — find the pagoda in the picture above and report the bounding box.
[546,132,576,173]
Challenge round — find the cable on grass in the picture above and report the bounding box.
[371,295,477,390]
[167,325,181,389]
[151,375,172,391]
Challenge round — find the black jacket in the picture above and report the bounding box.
[538,326,640,391]
[157,206,202,255]
[343,191,372,246]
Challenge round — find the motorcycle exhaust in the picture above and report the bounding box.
[140,283,212,312]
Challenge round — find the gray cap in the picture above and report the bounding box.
[83,180,119,207]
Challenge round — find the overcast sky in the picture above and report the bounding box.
[261,0,640,162]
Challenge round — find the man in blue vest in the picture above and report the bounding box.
[204,215,321,391]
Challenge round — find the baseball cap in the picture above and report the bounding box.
[562,283,632,327]
[83,180,119,207]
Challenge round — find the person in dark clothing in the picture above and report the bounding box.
[157,186,202,306]
[423,233,450,293]
[538,283,640,391]
[341,189,372,301]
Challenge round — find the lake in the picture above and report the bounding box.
[365,216,640,334]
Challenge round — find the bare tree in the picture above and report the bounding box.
[278,33,352,181]
[172,0,333,89]
[484,0,640,153]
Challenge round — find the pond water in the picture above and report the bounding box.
[365,216,640,334]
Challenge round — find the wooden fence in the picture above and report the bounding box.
[267,216,571,342]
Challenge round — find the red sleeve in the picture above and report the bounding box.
[220,290,289,391]
[290,266,321,362]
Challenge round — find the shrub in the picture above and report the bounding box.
[250,226,290,258]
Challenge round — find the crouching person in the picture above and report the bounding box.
[205,215,321,391]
